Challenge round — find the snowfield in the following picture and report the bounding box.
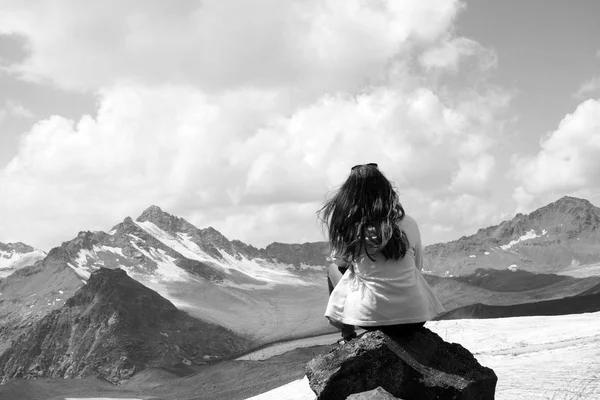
[0,249,46,278]
[247,312,600,400]
[136,220,317,287]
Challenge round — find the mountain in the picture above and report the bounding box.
[2,197,599,364]
[0,242,46,278]
[424,196,600,276]
[0,206,333,355]
[0,268,251,384]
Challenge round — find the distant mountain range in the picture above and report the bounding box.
[424,196,600,276]
[0,205,332,360]
[0,242,46,278]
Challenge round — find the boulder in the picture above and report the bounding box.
[306,328,497,400]
[346,386,404,399]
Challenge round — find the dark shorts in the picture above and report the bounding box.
[361,322,425,334]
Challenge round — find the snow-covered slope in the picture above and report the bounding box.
[0,242,46,278]
[61,206,328,289]
[248,312,600,400]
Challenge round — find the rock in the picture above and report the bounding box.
[306,328,497,400]
[347,386,404,399]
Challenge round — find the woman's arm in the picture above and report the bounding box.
[415,239,424,272]
[405,215,424,272]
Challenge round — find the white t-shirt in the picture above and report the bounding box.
[325,215,445,326]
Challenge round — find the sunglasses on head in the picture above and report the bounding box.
[351,163,378,171]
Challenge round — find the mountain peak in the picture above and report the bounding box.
[137,204,168,221]
[135,205,196,234]
[65,267,177,312]
[551,196,594,208]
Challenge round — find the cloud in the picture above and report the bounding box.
[0,79,508,249]
[573,76,600,99]
[512,99,600,210]
[0,0,511,250]
[0,0,462,96]
[419,36,498,73]
[5,100,33,118]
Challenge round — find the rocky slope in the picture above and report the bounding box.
[0,268,251,384]
[0,247,83,355]
[0,241,46,278]
[424,196,600,276]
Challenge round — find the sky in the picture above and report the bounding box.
[1,0,600,251]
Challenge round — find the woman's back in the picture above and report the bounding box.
[325,215,443,326]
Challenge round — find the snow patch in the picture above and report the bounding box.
[0,249,46,273]
[136,221,215,263]
[94,245,126,257]
[469,255,476,258]
[127,234,144,242]
[500,229,545,250]
[68,262,91,279]
[484,252,490,255]
[128,242,190,282]
[219,251,313,287]
[508,264,518,272]
[74,249,96,269]
[298,263,323,271]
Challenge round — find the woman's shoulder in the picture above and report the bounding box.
[399,214,419,228]
[398,214,421,240]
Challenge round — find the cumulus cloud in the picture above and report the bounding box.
[512,99,600,210]
[0,0,461,95]
[0,0,510,249]
[0,80,507,248]
[573,76,600,99]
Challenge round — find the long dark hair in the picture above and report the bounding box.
[318,164,409,262]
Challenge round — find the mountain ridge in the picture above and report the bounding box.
[0,267,251,384]
[0,241,46,279]
[423,196,600,276]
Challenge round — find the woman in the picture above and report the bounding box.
[319,163,444,343]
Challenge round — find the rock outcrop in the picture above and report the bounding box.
[306,328,497,400]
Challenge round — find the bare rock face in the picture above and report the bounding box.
[347,387,404,399]
[306,328,497,400]
[0,268,251,385]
